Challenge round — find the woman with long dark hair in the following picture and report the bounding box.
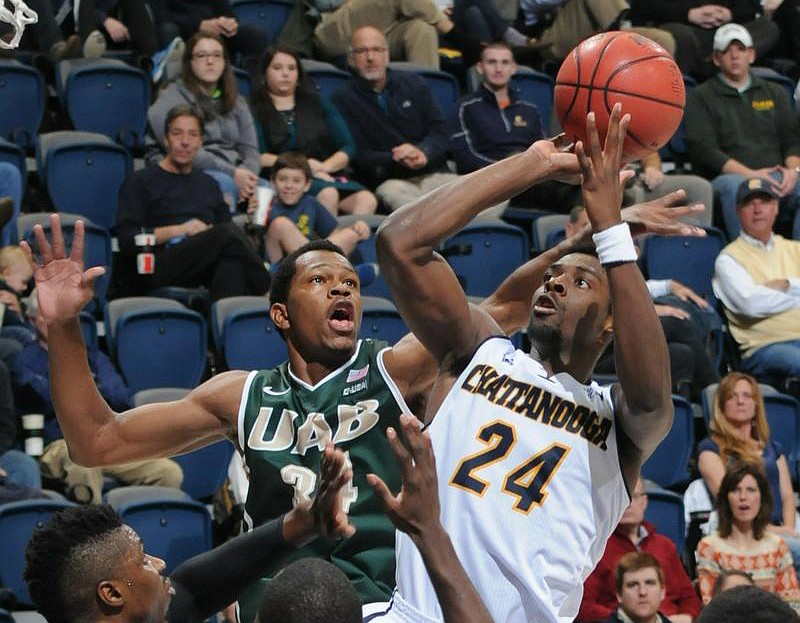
[250,45,376,216]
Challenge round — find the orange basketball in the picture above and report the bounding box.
[554,31,685,162]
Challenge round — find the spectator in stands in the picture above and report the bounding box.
[13,290,183,504]
[604,552,673,623]
[311,0,483,69]
[685,23,800,239]
[250,45,377,216]
[116,104,270,301]
[629,0,779,80]
[627,151,713,228]
[712,179,800,388]
[332,26,457,212]
[147,31,264,210]
[0,245,37,345]
[5,0,104,62]
[698,372,800,565]
[696,463,800,611]
[265,152,371,263]
[448,41,575,211]
[146,0,268,66]
[713,569,755,596]
[697,585,800,623]
[442,0,535,48]
[0,163,20,246]
[0,352,40,489]
[518,0,676,64]
[566,205,719,398]
[578,478,701,623]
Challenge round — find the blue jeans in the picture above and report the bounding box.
[0,449,41,489]
[452,0,509,41]
[203,169,271,213]
[714,171,800,239]
[740,339,800,385]
[0,162,21,247]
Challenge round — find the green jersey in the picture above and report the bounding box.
[236,339,408,616]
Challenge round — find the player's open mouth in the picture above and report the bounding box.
[329,302,355,332]
[533,294,558,316]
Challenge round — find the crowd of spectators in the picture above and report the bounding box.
[3,1,800,622]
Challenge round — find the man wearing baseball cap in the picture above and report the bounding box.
[712,177,800,394]
[685,22,800,240]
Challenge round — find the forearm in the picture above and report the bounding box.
[720,158,756,177]
[321,150,349,173]
[381,149,553,256]
[609,262,672,431]
[154,223,187,244]
[412,527,494,623]
[47,319,119,465]
[259,152,278,170]
[169,516,296,622]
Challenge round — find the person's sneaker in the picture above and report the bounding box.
[82,29,106,58]
[49,33,81,63]
[151,36,184,84]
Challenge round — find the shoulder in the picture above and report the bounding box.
[698,436,720,453]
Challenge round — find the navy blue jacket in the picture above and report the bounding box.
[449,83,543,174]
[332,69,450,188]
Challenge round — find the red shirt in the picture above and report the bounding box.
[577,521,702,622]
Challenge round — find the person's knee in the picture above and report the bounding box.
[152,459,184,489]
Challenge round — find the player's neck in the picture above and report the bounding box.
[287,345,354,385]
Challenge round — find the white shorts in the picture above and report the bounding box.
[362,592,441,623]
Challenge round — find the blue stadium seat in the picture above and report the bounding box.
[360,296,408,345]
[234,66,252,97]
[230,0,294,44]
[302,59,351,99]
[389,62,461,118]
[104,297,207,393]
[36,131,132,230]
[441,220,529,297]
[56,58,150,150]
[107,486,213,574]
[79,310,99,351]
[0,498,76,607]
[643,485,686,552]
[0,60,45,150]
[641,395,694,489]
[0,137,25,180]
[210,295,286,370]
[641,228,725,307]
[531,213,569,252]
[751,65,795,104]
[337,214,390,299]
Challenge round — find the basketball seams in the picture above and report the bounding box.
[585,32,622,117]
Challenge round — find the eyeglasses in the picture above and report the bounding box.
[351,46,387,56]
[192,51,224,61]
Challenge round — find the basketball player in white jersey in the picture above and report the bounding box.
[366,105,683,623]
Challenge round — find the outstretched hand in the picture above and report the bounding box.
[283,443,356,547]
[20,214,105,324]
[576,104,632,233]
[367,414,440,540]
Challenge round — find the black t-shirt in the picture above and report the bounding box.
[114,165,231,256]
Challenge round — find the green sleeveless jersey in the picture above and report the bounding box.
[236,339,408,617]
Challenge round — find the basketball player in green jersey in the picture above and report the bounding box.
[25,154,702,620]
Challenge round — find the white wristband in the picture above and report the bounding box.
[592,222,637,266]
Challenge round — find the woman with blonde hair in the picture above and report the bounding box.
[696,463,800,612]
[698,371,800,565]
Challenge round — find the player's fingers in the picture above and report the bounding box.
[387,426,414,482]
[19,240,34,265]
[70,219,86,263]
[400,415,435,472]
[50,213,68,260]
[32,224,53,265]
[366,473,396,510]
[82,266,107,289]
[575,141,591,177]
[584,112,603,162]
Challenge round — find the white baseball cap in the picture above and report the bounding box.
[713,23,753,51]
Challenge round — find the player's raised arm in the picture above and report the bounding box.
[376,138,580,366]
[578,106,673,483]
[21,214,236,467]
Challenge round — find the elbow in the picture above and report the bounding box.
[375,218,410,264]
[66,444,105,468]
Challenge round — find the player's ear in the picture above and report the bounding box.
[600,312,614,343]
[97,580,124,608]
[270,302,290,331]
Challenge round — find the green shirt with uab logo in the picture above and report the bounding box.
[236,339,408,621]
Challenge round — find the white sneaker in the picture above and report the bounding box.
[82,29,106,58]
[152,36,184,84]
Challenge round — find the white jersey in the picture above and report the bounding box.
[386,337,630,623]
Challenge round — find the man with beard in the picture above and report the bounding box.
[368,105,681,623]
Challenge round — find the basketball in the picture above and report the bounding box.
[554,31,685,162]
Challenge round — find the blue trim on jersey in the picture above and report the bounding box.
[363,591,397,622]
